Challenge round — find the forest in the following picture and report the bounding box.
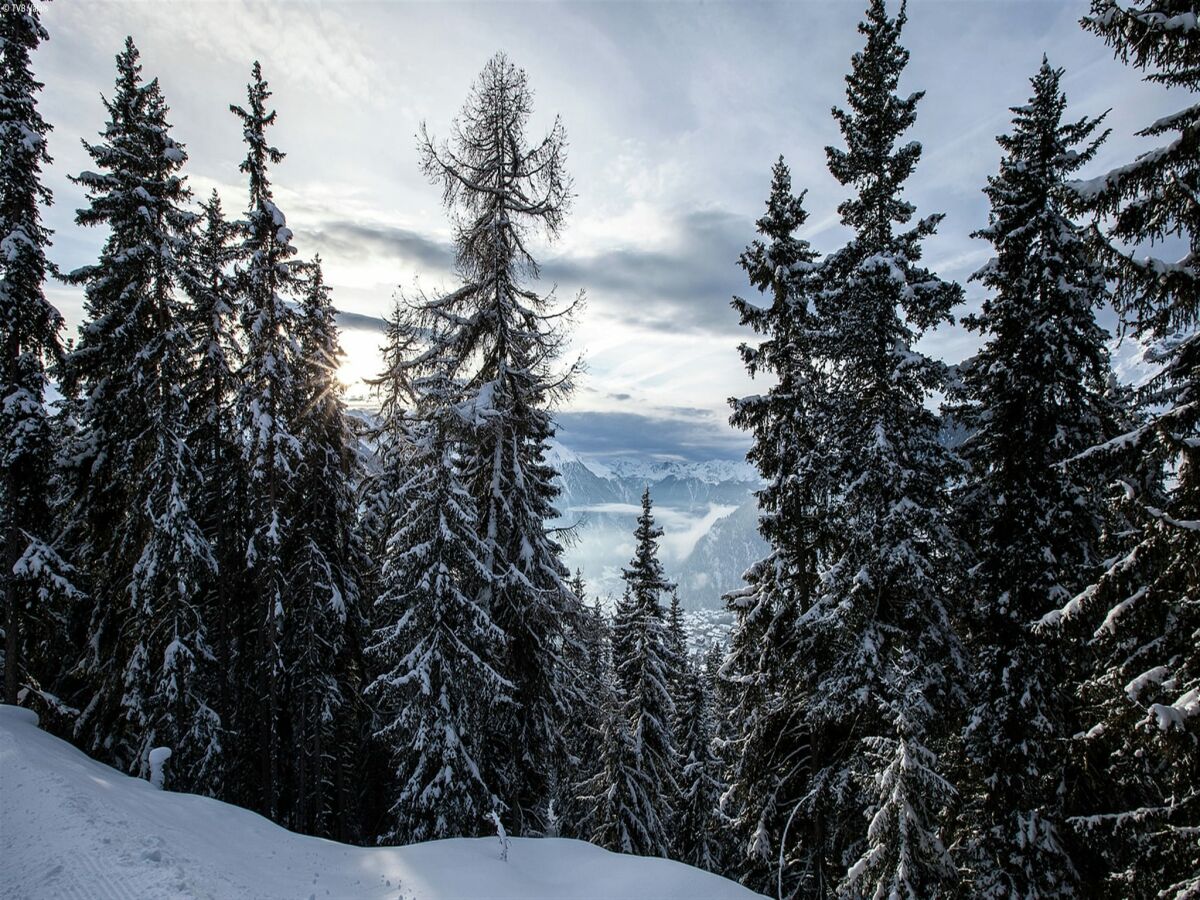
[0,0,1197,898]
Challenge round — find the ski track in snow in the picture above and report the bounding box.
[0,706,762,900]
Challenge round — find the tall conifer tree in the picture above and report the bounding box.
[229,61,305,819]
[0,0,74,710]
[609,488,678,858]
[724,156,824,895]
[805,3,964,895]
[366,307,509,844]
[61,39,218,782]
[951,59,1117,898]
[180,190,246,752]
[287,257,367,837]
[675,655,725,873]
[557,569,610,840]
[416,52,582,833]
[580,666,652,856]
[1049,4,1200,894]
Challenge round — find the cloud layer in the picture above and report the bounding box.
[34,0,1184,461]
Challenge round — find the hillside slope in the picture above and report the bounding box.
[0,706,760,900]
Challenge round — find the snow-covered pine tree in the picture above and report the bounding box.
[840,652,956,899]
[949,58,1118,898]
[286,257,367,838]
[60,39,221,785]
[365,307,509,845]
[121,291,223,794]
[0,0,75,711]
[802,2,965,895]
[579,663,653,856]
[180,189,246,753]
[228,61,306,820]
[609,487,678,858]
[417,52,583,834]
[674,653,725,874]
[1044,4,1200,894]
[360,302,417,613]
[665,587,687,715]
[557,568,609,840]
[359,297,420,838]
[723,156,824,895]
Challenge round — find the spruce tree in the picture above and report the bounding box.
[121,305,223,792]
[665,587,687,716]
[557,568,609,840]
[360,302,416,611]
[0,0,74,711]
[287,257,367,837]
[359,298,419,837]
[416,52,582,834]
[723,156,825,895]
[580,666,653,856]
[61,39,219,783]
[608,487,678,858]
[1047,4,1200,894]
[366,308,508,844]
[180,190,246,757]
[950,59,1117,898]
[804,2,965,894]
[675,654,725,873]
[229,61,306,819]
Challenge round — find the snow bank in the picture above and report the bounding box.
[0,705,760,900]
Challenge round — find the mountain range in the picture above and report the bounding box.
[546,442,766,610]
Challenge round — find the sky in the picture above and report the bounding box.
[32,0,1186,462]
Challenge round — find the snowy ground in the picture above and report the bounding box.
[0,706,761,900]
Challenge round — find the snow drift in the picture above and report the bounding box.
[0,705,760,900]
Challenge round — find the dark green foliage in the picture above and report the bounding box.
[949,58,1120,899]
[59,39,218,786]
[286,259,368,838]
[366,305,508,845]
[723,156,824,896]
[228,60,306,820]
[0,0,74,714]
[1052,4,1200,895]
[674,655,725,873]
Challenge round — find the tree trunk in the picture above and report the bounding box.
[4,520,21,706]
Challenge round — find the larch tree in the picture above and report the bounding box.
[1046,3,1200,894]
[0,0,74,711]
[950,59,1118,898]
[416,51,583,834]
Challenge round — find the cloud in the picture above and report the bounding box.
[36,0,1186,466]
[334,309,388,333]
[299,208,755,337]
[299,222,454,273]
[554,410,749,463]
[543,208,751,335]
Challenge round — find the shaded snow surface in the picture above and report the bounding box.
[0,705,761,900]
